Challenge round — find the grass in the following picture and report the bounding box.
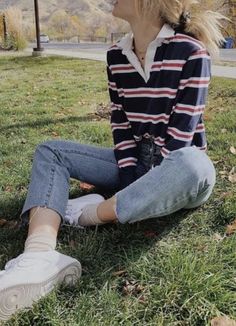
[0,55,236,326]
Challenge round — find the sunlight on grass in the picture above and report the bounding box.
[0,56,235,325]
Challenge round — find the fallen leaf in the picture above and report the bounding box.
[226,219,236,236]
[0,219,19,229]
[219,191,233,199]
[51,131,59,137]
[213,160,224,165]
[4,185,13,192]
[80,182,95,190]
[228,167,236,183]
[138,295,147,304]
[0,219,7,227]
[69,240,76,249]
[219,170,227,176]
[230,146,236,155]
[7,221,19,229]
[229,174,236,183]
[211,316,236,326]
[213,233,225,242]
[122,280,144,296]
[112,270,127,277]
[144,231,158,238]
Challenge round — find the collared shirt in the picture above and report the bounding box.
[106,24,211,189]
[118,24,175,82]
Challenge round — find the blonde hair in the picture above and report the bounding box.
[135,0,227,57]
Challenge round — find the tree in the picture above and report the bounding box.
[1,7,27,50]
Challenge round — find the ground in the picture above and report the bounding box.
[0,55,235,325]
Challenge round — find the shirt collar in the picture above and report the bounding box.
[118,23,175,52]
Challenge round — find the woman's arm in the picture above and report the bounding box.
[107,66,138,189]
[159,49,211,161]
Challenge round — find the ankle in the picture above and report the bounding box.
[24,232,57,252]
[97,196,117,223]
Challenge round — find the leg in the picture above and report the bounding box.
[97,195,117,223]
[21,140,120,224]
[0,140,120,321]
[97,147,216,224]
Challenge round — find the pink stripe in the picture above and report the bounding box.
[175,105,204,114]
[152,63,184,69]
[168,129,193,140]
[174,34,203,47]
[116,142,135,150]
[161,147,170,157]
[128,114,169,122]
[125,90,176,96]
[180,80,209,87]
[112,66,134,72]
[119,162,136,168]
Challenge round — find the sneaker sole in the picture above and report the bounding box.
[0,261,81,321]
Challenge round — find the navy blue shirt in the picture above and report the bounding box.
[107,27,211,189]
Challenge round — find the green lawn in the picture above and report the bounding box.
[0,55,236,326]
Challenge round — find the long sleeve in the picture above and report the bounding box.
[159,49,211,162]
[107,66,138,189]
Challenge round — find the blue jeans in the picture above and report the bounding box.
[21,140,216,224]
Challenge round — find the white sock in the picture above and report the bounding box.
[24,233,57,252]
[78,203,105,227]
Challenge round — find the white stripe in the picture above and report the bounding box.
[110,64,136,74]
[127,112,170,124]
[173,104,205,116]
[167,127,194,142]
[122,87,177,99]
[195,123,205,133]
[151,60,186,72]
[110,103,123,112]
[188,54,210,61]
[108,82,117,92]
[115,140,137,151]
[163,37,203,49]
[118,157,138,168]
[117,144,137,151]
[112,122,131,130]
[179,77,210,89]
[119,162,137,168]
[118,157,138,164]
[160,147,170,158]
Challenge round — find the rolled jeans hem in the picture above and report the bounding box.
[20,203,65,226]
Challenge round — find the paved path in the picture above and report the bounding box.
[24,47,236,79]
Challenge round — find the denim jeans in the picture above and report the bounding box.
[21,139,216,224]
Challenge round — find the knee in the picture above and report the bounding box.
[34,140,60,162]
[171,147,216,188]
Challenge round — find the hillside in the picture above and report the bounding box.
[0,0,112,23]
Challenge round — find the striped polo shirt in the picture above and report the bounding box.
[107,24,211,188]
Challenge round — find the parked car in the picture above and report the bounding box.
[40,34,50,43]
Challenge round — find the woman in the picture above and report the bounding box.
[0,0,224,321]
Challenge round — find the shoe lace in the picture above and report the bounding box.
[64,206,84,229]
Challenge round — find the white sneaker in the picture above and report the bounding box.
[0,250,81,321]
[64,194,105,226]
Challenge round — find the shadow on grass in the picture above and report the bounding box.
[55,206,193,302]
[0,115,94,132]
[0,182,199,325]
[0,186,193,275]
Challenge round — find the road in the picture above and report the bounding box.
[27,42,236,79]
